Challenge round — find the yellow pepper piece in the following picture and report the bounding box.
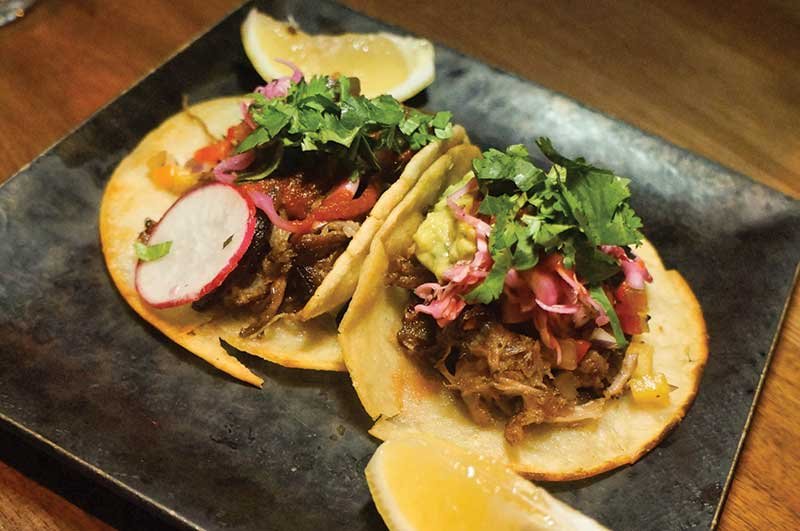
[625,338,654,377]
[150,163,198,195]
[630,373,670,405]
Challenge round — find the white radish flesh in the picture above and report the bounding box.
[135,182,256,308]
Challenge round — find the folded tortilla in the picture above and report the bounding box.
[339,149,708,480]
[100,97,468,385]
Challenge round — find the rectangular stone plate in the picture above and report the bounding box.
[0,0,798,529]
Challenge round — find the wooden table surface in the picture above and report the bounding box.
[1,1,797,529]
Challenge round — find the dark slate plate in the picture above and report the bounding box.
[1,1,798,529]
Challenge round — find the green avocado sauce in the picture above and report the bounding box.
[413,173,477,280]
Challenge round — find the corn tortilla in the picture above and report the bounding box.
[339,154,708,480]
[100,97,467,385]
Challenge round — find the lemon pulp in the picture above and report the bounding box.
[255,18,409,96]
[366,435,607,531]
[242,10,434,101]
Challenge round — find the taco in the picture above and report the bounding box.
[100,68,468,386]
[339,140,708,480]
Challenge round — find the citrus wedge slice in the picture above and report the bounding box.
[366,435,608,531]
[241,9,434,102]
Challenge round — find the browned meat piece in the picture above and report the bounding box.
[374,148,415,181]
[294,252,340,294]
[293,223,356,265]
[239,276,287,337]
[462,321,547,380]
[289,221,359,303]
[573,350,611,390]
[386,255,436,290]
[504,390,571,445]
[396,307,444,365]
[447,357,498,426]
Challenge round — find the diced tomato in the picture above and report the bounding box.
[226,122,253,143]
[192,121,254,166]
[194,139,232,165]
[320,179,357,205]
[274,178,318,219]
[281,191,314,219]
[314,183,378,221]
[614,281,649,335]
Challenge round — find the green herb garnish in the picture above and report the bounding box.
[134,241,172,262]
[237,75,454,181]
[589,286,628,348]
[222,234,234,249]
[464,140,643,305]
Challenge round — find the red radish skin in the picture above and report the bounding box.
[135,182,256,308]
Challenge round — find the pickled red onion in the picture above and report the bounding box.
[600,245,653,289]
[214,150,255,184]
[275,58,304,83]
[246,189,315,234]
[535,300,579,314]
[413,178,492,327]
[552,262,609,326]
[253,59,304,100]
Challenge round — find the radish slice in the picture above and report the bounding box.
[135,182,256,308]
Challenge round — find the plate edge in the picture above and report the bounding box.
[711,261,800,529]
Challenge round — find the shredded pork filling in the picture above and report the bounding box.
[391,256,625,445]
[192,212,358,336]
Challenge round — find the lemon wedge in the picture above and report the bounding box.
[241,9,434,101]
[366,435,607,531]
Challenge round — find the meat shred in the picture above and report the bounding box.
[386,255,436,290]
[396,291,619,444]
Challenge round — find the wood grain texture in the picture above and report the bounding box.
[0,0,797,529]
[0,461,112,531]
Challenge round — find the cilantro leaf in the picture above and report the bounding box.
[465,248,511,304]
[369,95,405,125]
[511,224,538,270]
[537,138,644,246]
[316,114,360,147]
[478,194,517,217]
[237,75,454,182]
[473,144,543,192]
[588,286,628,348]
[461,138,645,305]
[237,128,271,153]
[134,241,172,262]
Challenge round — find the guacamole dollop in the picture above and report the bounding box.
[413,173,477,280]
